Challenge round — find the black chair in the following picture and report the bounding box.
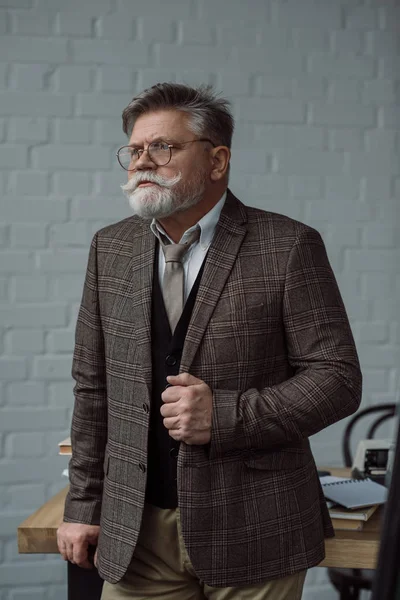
[327,403,397,600]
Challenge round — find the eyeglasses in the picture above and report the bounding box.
[116,138,215,170]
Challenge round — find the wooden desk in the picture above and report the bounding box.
[320,466,381,570]
[18,468,382,599]
[18,467,381,570]
[18,486,66,554]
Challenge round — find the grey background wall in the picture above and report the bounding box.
[0,0,399,598]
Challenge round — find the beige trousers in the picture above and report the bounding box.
[101,503,306,600]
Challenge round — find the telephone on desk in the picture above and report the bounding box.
[316,438,395,487]
[351,439,394,486]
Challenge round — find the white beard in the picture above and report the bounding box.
[121,170,206,219]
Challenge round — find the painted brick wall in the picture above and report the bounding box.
[0,0,399,598]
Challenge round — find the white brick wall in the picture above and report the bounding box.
[0,1,399,598]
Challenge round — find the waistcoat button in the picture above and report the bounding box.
[165,354,177,366]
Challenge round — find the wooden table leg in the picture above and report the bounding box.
[68,562,104,600]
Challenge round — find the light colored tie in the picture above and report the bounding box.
[160,228,200,333]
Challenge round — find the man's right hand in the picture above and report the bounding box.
[57,522,100,569]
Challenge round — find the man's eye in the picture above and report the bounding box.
[151,142,169,151]
[130,148,140,157]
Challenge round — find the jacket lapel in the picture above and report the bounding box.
[180,191,247,372]
[130,219,155,387]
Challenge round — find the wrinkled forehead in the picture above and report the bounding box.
[129,109,193,145]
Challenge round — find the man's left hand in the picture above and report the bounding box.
[160,373,212,445]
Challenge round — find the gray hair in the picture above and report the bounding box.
[122,83,234,148]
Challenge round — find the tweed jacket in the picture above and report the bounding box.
[64,190,362,587]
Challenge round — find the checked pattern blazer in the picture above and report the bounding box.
[64,190,362,587]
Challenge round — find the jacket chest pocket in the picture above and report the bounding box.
[210,302,267,324]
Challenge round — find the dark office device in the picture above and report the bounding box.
[371,413,400,600]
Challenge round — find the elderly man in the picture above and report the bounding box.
[57,83,362,600]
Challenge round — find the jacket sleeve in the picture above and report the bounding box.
[63,233,107,525]
[209,227,362,458]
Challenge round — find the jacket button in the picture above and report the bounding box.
[142,403,149,413]
[165,354,177,366]
[138,463,146,473]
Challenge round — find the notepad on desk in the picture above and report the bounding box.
[328,501,379,531]
[329,503,378,522]
[321,476,387,510]
[331,517,366,531]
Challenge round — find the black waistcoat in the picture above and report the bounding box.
[145,244,205,509]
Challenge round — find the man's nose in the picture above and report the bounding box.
[134,149,157,171]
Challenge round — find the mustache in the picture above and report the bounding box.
[121,171,182,195]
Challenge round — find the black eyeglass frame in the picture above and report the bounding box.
[116,138,216,170]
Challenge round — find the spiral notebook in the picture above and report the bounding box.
[321,477,388,510]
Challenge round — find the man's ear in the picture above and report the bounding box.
[210,146,231,181]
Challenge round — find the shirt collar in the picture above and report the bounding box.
[150,191,227,247]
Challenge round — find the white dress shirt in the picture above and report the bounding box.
[150,191,227,302]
